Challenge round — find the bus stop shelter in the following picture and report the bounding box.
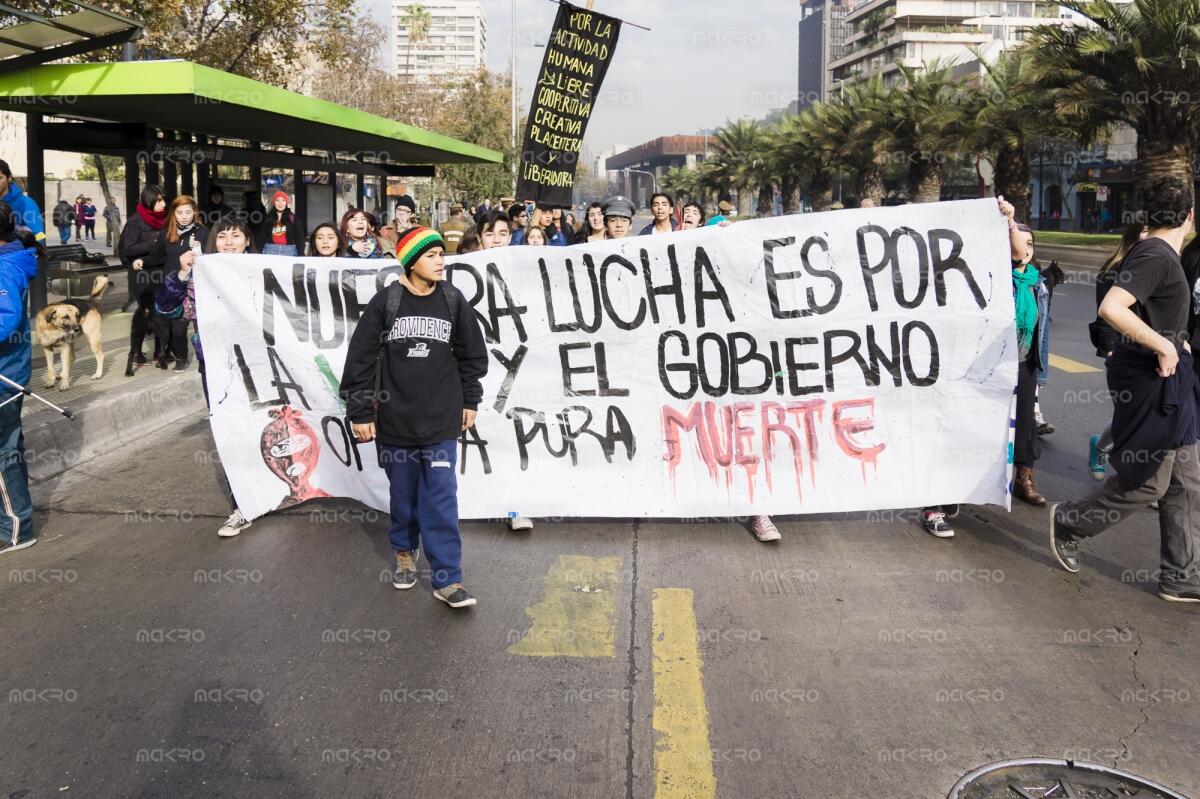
[0,59,503,307]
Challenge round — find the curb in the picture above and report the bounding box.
[24,372,207,482]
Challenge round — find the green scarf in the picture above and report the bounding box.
[1012,265,1039,351]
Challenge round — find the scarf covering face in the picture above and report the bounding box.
[1012,264,1040,351]
[137,203,167,230]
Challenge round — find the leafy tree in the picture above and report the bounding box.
[1026,0,1200,198]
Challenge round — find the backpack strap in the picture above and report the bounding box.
[372,281,406,421]
[441,281,461,357]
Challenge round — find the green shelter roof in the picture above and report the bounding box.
[0,60,503,166]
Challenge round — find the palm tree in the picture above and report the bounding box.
[709,119,768,216]
[962,51,1063,223]
[402,3,432,80]
[1026,0,1200,198]
[837,78,891,203]
[878,62,970,203]
[773,107,838,209]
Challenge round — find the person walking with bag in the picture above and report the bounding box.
[1050,177,1200,603]
[340,227,488,609]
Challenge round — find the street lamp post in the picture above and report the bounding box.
[623,168,658,207]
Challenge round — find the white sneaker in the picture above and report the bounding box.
[508,515,533,531]
[0,537,37,556]
[751,515,781,542]
[218,509,252,538]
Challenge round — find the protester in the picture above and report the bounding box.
[142,195,208,370]
[82,198,97,240]
[204,185,235,227]
[307,223,345,257]
[922,196,1042,537]
[73,195,85,241]
[508,202,529,245]
[1088,221,1149,480]
[565,211,578,235]
[439,202,470,254]
[52,199,74,243]
[602,196,635,239]
[524,226,547,246]
[582,202,606,242]
[548,207,571,246]
[480,210,511,249]
[1050,176,1200,603]
[457,224,482,254]
[120,184,167,365]
[706,200,734,226]
[1033,258,1067,436]
[0,160,46,244]
[681,201,705,230]
[394,195,417,231]
[341,207,388,259]
[640,192,679,235]
[259,190,304,256]
[241,190,268,232]
[341,227,488,608]
[173,215,258,537]
[0,201,42,555]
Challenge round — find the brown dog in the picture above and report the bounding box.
[34,275,109,390]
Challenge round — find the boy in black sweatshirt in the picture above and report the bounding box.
[341,227,488,608]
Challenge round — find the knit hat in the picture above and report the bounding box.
[396,195,417,212]
[396,226,445,271]
[271,190,289,207]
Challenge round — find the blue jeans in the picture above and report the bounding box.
[261,243,298,256]
[381,440,462,589]
[0,395,34,546]
[57,225,71,243]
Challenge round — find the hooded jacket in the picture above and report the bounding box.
[0,241,39,393]
[2,183,46,242]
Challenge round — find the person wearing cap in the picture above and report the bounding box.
[639,192,680,235]
[706,200,735,227]
[394,195,417,230]
[258,190,304,256]
[602,195,636,239]
[439,202,470,255]
[342,227,489,609]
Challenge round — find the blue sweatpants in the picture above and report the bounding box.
[0,396,34,546]
[381,439,463,589]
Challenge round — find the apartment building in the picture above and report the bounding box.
[392,0,487,79]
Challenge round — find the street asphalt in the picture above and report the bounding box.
[2,268,1198,799]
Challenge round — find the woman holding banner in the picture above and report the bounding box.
[168,215,259,538]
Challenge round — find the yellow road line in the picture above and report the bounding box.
[1049,353,1102,374]
[506,555,620,658]
[652,588,716,799]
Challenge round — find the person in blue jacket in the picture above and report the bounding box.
[0,160,46,244]
[0,200,42,555]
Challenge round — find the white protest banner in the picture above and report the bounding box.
[195,198,1017,521]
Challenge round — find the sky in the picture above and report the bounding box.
[367,0,802,161]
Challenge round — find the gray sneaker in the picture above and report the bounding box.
[392,550,418,590]
[1048,503,1080,573]
[433,583,477,608]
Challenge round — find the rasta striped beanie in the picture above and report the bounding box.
[396,226,445,271]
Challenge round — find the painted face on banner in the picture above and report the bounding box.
[260,406,331,508]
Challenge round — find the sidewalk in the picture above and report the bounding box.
[22,267,208,480]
